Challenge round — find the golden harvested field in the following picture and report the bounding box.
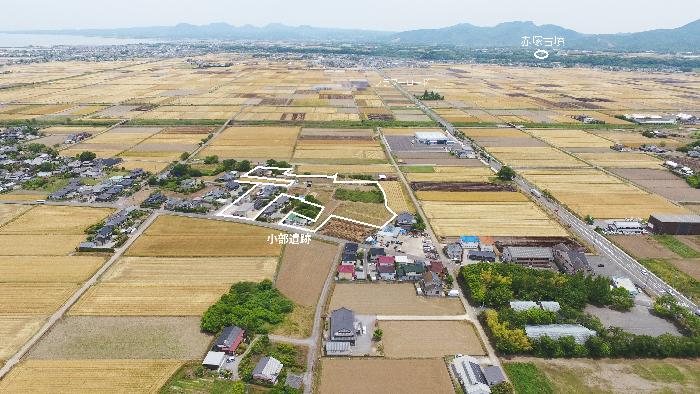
[422,200,567,238]
[101,256,278,284]
[416,191,528,202]
[332,201,393,227]
[40,126,108,135]
[198,126,300,160]
[0,315,47,360]
[293,140,386,161]
[276,240,339,306]
[0,256,105,283]
[0,235,87,256]
[0,205,113,235]
[486,147,587,168]
[575,152,663,169]
[69,283,230,316]
[380,320,486,358]
[125,216,282,257]
[522,168,691,219]
[406,166,494,182]
[0,192,48,201]
[527,129,613,148]
[593,130,683,148]
[0,284,78,314]
[0,204,30,227]
[329,284,464,315]
[0,359,184,393]
[296,164,394,175]
[380,181,415,213]
[319,358,455,394]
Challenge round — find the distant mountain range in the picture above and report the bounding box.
[7,19,700,52]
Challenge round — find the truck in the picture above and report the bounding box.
[530,188,543,198]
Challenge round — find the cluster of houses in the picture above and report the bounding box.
[63,132,91,144]
[338,242,452,297]
[230,185,283,219]
[664,160,695,177]
[446,236,497,263]
[571,114,605,124]
[445,235,593,275]
[50,168,146,202]
[79,207,144,250]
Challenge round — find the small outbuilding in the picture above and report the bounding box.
[202,351,226,370]
[252,356,283,384]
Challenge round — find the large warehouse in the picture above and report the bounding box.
[648,214,700,235]
[415,131,452,145]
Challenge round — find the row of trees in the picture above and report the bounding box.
[416,90,444,100]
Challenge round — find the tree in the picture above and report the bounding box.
[373,328,383,341]
[496,166,516,181]
[586,336,611,358]
[78,151,97,161]
[235,160,252,172]
[584,215,595,225]
[179,152,190,161]
[203,155,219,164]
[491,382,514,394]
[171,163,189,178]
[609,287,634,311]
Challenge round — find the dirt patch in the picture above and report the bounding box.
[276,240,339,306]
[669,258,700,281]
[329,283,465,316]
[411,181,515,192]
[511,357,700,394]
[28,316,212,359]
[380,320,485,358]
[609,168,700,203]
[319,358,455,394]
[318,218,376,243]
[608,235,677,260]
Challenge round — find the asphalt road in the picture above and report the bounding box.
[386,74,699,314]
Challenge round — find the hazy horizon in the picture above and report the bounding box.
[1,0,698,35]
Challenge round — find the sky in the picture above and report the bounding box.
[1,0,698,34]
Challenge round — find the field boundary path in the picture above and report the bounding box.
[383,71,699,314]
[0,210,162,380]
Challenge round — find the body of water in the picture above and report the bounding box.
[0,33,158,47]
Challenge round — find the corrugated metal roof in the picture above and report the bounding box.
[651,214,700,223]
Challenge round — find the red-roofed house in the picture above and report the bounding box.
[430,260,445,276]
[377,255,395,266]
[338,264,355,281]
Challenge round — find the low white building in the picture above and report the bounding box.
[609,221,645,235]
[451,355,491,394]
[525,324,597,344]
[415,131,453,145]
[252,356,283,384]
[612,276,639,296]
[202,351,226,370]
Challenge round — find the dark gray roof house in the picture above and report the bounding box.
[213,326,245,353]
[330,307,357,345]
[395,212,416,228]
[446,243,463,261]
[552,243,591,274]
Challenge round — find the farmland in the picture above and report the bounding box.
[418,193,567,238]
[405,166,494,183]
[319,358,455,394]
[28,317,212,360]
[125,216,282,257]
[521,168,690,219]
[198,126,300,160]
[0,205,112,363]
[276,240,338,307]
[0,359,183,393]
[329,283,465,315]
[379,320,486,358]
[70,215,284,316]
[380,181,416,213]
